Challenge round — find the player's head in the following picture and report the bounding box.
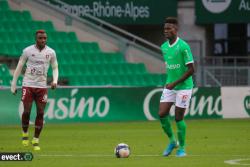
[164,17,178,40]
[35,29,47,49]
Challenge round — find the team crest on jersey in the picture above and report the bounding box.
[162,49,168,55]
[168,55,173,59]
[175,50,179,55]
[32,54,35,57]
[46,55,50,59]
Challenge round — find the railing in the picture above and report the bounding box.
[202,56,250,66]
[201,56,250,86]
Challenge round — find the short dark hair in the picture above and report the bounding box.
[36,29,46,35]
[165,17,178,25]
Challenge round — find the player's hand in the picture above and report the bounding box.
[51,83,57,90]
[11,84,17,95]
[165,83,176,90]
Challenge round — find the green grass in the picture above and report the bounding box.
[0,119,250,167]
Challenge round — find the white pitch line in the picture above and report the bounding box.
[224,159,250,166]
[38,154,112,157]
[36,154,250,158]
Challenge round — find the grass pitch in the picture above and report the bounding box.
[0,119,250,167]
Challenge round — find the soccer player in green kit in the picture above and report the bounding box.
[158,17,195,157]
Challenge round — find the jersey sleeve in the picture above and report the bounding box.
[20,49,29,62]
[50,50,58,67]
[182,43,194,65]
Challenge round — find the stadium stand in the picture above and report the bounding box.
[0,0,165,87]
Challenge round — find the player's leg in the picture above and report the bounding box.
[175,106,187,157]
[158,88,178,156]
[159,102,175,142]
[32,88,47,151]
[175,89,192,157]
[21,87,33,146]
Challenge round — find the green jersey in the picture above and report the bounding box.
[161,37,194,90]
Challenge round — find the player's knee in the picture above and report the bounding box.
[36,112,44,118]
[175,113,184,122]
[22,110,31,116]
[175,118,182,122]
[158,110,169,118]
[158,111,164,118]
[175,115,184,122]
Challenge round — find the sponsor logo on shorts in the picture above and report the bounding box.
[42,94,48,103]
[181,95,188,104]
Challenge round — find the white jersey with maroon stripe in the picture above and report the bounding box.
[21,45,57,88]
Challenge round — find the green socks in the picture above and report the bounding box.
[160,116,176,143]
[176,120,186,149]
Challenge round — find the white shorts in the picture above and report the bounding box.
[160,88,193,108]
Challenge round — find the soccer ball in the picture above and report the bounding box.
[114,143,130,158]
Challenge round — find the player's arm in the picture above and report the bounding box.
[166,63,194,90]
[50,53,58,89]
[11,56,26,94]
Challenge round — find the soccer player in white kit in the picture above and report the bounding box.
[11,30,59,151]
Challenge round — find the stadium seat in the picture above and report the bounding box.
[61,53,76,64]
[0,11,31,22]
[6,44,19,57]
[68,32,78,42]
[0,0,9,11]
[107,75,123,86]
[29,21,54,32]
[71,64,83,76]
[16,33,31,43]
[56,54,67,64]
[15,43,32,53]
[0,64,11,76]
[101,64,117,75]
[47,66,52,77]
[115,63,133,75]
[141,74,153,86]
[81,42,100,53]
[61,64,74,76]
[18,21,32,32]
[0,75,13,86]
[1,21,30,32]
[70,53,84,64]
[126,74,143,86]
[69,76,81,86]
[0,11,16,22]
[78,75,96,85]
[21,11,32,21]
[148,74,165,86]
[0,43,8,55]
[132,63,147,74]
[0,32,9,43]
[17,76,23,86]
[105,53,125,63]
